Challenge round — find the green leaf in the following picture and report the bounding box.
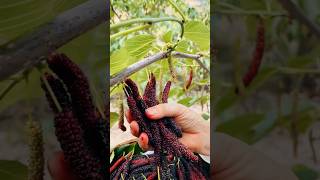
[125,34,155,59]
[214,89,239,116]
[110,112,119,128]
[202,113,210,120]
[216,113,265,144]
[245,67,278,95]
[177,97,193,107]
[175,39,191,53]
[110,151,115,163]
[292,164,319,180]
[110,48,130,75]
[184,21,210,50]
[162,30,173,43]
[111,142,143,165]
[0,160,28,180]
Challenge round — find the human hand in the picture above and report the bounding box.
[48,152,77,180]
[212,132,298,180]
[126,103,210,156]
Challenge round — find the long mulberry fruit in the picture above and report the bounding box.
[242,18,265,87]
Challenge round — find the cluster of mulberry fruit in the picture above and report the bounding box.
[41,53,108,180]
[110,73,209,180]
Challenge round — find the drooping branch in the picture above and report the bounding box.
[110,17,184,38]
[0,0,107,81]
[110,51,209,87]
[278,0,320,39]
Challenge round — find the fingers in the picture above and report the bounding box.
[48,152,77,180]
[129,121,139,137]
[125,110,134,123]
[138,133,149,151]
[125,110,150,151]
[125,110,140,137]
[145,103,188,120]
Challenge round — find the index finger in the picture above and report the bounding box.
[125,110,135,123]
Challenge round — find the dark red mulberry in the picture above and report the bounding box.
[161,81,171,103]
[185,67,193,90]
[47,53,108,169]
[54,109,102,180]
[242,18,265,87]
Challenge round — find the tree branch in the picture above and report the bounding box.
[110,51,209,87]
[278,0,320,39]
[0,0,107,80]
[171,52,209,73]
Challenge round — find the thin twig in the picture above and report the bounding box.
[215,9,287,17]
[40,74,62,113]
[168,0,186,21]
[172,52,209,73]
[0,69,31,100]
[110,17,184,38]
[278,0,320,39]
[308,129,318,163]
[110,51,209,87]
[278,67,320,74]
[111,24,151,41]
[0,75,24,101]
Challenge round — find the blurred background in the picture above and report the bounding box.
[0,0,105,179]
[213,0,320,179]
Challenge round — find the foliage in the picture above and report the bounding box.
[0,1,106,112]
[110,0,210,126]
[0,160,28,180]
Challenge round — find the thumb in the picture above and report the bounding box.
[48,152,77,180]
[145,103,188,120]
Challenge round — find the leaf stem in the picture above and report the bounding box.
[0,69,31,101]
[278,67,320,74]
[215,9,287,17]
[111,17,184,38]
[168,0,187,21]
[0,76,23,101]
[40,74,62,112]
[111,24,151,41]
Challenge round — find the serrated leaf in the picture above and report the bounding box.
[0,160,28,180]
[125,34,155,59]
[110,48,130,75]
[184,21,209,50]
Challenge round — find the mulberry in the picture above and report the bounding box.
[41,53,109,179]
[242,18,265,87]
[111,74,208,180]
